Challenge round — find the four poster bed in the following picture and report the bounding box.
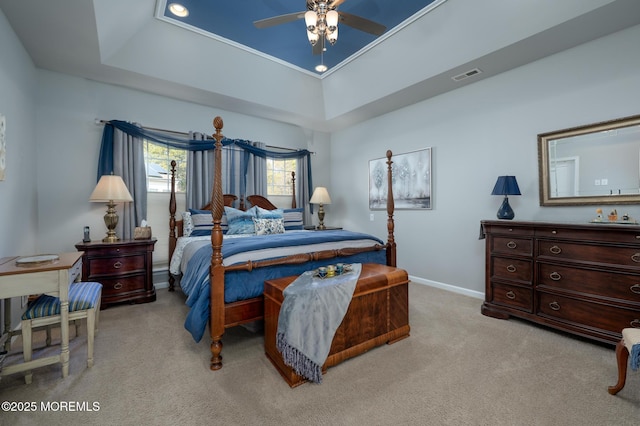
[168,116,398,370]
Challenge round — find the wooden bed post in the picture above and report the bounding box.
[386,150,397,267]
[291,171,297,209]
[168,160,177,291]
[210,116,225,370]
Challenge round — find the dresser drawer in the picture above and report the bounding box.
[537,240,640,268]
[535,226,640,244]
[490,236,533,256]
[537,292,640,334]
[87,254,145,276]
[483,223,534,237]
[538,263,640,303]
[99,275,146,296]
[491,257,532,283]
[490,282,533,312]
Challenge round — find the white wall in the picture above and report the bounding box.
[33,71,328,270]
[0,9,38,256]
[0,8,38,330]
[330,24,640,297]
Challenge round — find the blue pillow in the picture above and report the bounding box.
[189,208,228,236]
[256,206,283,219]
[282,208,304,230]
[224,206,258,235]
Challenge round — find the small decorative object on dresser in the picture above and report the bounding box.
[480,220,640,344]
[75,239,156,308]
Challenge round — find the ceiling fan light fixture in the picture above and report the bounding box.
[305,11,317,32]
[168,3,189,18]
[315,64,328,73]
[307,30,319,46]
[326,10,338,32]
[327,26,338,45]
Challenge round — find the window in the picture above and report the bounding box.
[143,140,187,192]
[267,158,297,196]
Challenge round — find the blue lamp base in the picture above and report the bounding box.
[497,196,515,220]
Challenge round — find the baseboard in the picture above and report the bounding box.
[152,267,482,298]
[409,275,484,300]
[152,267,170,290]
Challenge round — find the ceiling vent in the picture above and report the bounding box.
[452,68,482,82]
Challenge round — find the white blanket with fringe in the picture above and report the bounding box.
[276,263,361,384]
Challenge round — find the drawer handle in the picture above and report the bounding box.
[549,245,562,255]
[549,272,562,281]
[631,319,640,328]
[506,265,517,273]
[506,241,517,249]
[631,284,640,294]
[113,261,123,269]
[113,282,123,290]
[506,291,516,300]
[549,301,561,311]
[632,253,640,263]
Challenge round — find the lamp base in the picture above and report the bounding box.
[496,196,515,220]
[317,204,326,230]
[102,200,121,243]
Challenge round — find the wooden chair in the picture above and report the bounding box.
[21,282,102,384]
[608,328,640,395]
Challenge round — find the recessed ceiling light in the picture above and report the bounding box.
[169,3,189,18]
[315,64,328,73]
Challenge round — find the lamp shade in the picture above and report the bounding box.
[310,187,331,205]
[491,176,521,196]
[90,175,133,202]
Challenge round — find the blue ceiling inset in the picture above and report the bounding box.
[158,0,439,75]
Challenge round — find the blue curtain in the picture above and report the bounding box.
[98,120,313,207]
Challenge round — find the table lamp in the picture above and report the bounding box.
[491,176,521,220]
[310,187,332,230]
[90,175,133,242]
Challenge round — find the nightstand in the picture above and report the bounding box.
[75,239,156,308]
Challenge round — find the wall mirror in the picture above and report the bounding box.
[538,114,640,206]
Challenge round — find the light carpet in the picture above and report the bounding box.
[0,283,638,425]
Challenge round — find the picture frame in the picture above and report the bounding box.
[369,147,432,210]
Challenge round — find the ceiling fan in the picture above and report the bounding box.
[254,0,387,55]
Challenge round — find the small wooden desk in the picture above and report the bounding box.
[0,252,82,382]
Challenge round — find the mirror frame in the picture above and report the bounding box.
[538,114,640,206]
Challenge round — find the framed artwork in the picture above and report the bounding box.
[0,114,5,181]
[369,147,432,210]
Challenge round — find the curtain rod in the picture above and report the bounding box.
[95,119,314,154]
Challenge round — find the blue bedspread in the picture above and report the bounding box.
[181,230,386,342]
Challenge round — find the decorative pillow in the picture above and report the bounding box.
[282,208,304,230]
[182,211,194,237]
[189,208,229,236]
[256,206,283,220]
[253,218,285,235]
[224,206,258,235]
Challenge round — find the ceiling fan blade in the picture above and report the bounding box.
[328,0,348,8]
[253,11,306,29]
[312,37,324,55]
[338,11,386,36]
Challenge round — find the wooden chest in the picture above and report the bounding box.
[264,263,410,387]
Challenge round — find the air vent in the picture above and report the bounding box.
[452,68,482,82]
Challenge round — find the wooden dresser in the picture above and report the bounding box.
[75,239,156,308]
[481,220,640,344]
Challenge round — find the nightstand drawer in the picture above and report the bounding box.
[87,254,145,276]
[100,275,145,296]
